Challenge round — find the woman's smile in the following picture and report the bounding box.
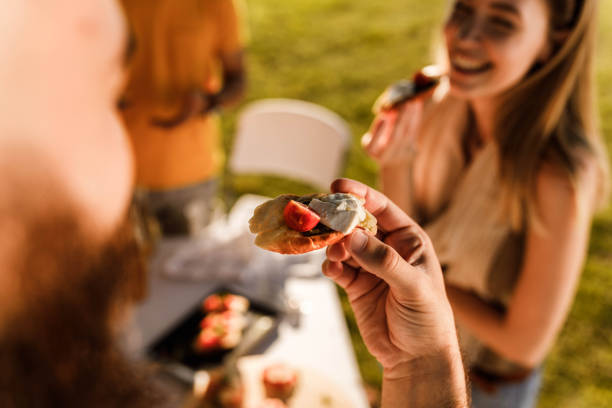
[449,53,493,74]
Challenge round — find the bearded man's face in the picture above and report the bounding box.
[0,207,159,408]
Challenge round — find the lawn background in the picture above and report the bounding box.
[220,1,612,406]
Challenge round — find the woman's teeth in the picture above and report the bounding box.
[452,55,491,72]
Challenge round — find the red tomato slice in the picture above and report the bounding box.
[197,328,221,350]
[203,294,224,312]
[283,200,321,232]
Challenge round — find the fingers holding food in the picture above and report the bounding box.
[361,108,400,158]
[377,100,424,165]
[365,65,442,165]
[372,65,442,114]
[329,178,442,279]
[325,237,351,263]
[330,178,415,233]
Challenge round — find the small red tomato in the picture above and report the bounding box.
[283,200,321,232]
[203,294,224,313]
[197,328,221,350]
[223,294,249,312]
[262,364,298,400]
[200,313,224,330]
[221,310,246,332]
[219,329,242,349]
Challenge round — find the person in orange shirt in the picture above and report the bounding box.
[120,0,246,236]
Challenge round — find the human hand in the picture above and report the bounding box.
[361,95,425,166]
[150,89,216,129]
[322,179,458,376]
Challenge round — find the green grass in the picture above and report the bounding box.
[221,1,612,406]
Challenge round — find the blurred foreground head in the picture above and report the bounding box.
[0,0,134,240]
[0,1,157,406]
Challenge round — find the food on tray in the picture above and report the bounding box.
[196,328,222,350]
[195,293,250,353]
[195,325,240,352]
[203,293,250,313]
[196,311,246,351]
[262,363,298,401]
[249,193,377,254]
[200,311,247,332]
[203,293,225,313]
[372,65,442,113]
[224,294,250,313]
[252,399,288,408]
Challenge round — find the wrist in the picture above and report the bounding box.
[383,342,462,380]
[381,346,468,408]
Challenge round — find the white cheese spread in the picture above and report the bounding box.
[308,193,366,234]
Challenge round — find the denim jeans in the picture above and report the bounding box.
[471,367,542,408]
[134,179,220,237]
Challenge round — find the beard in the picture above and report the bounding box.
[0,211,163,408]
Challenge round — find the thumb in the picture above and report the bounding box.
[347,229,417,290]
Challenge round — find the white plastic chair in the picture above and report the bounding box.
[228,98,351,190]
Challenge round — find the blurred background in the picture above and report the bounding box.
[219,0,612,407]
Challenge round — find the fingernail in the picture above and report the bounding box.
[361,132,372,147]
[350,230,368,253]
[322,260,339,278]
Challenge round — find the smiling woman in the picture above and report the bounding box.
[444,0,551,98]
[361,0,609,406]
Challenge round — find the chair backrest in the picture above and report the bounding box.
[229,98,351,190]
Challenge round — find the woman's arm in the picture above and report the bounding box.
[446,162,598,368]
[380,161,415,216]
[364,99,426,218]
[214,49,246,110]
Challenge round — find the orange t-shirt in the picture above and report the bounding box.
[120,0,242,189]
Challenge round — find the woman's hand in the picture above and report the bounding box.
[322,179,458,373]
[361,97,425,167]
[150,89,216,129]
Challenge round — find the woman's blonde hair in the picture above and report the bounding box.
[494,0,609,229]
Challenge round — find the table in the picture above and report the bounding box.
[129,195,370,408]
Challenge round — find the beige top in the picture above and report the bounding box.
[413,94,528,375]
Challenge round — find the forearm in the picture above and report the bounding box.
[379,162,414,216]
[216,48,246,109]
[445,285,535,366]
[216,69,245,109]
[382,347,468,408]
